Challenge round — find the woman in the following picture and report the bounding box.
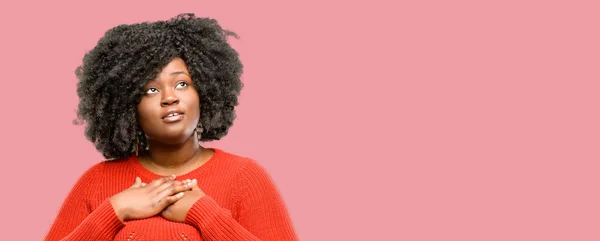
[44,13,298,241]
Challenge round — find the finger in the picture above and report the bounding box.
[179,179,195,190]
[183,179,193,188]
[154,180,192,201]
[152,180,177,196]
[147,175,176,190]
[141,182,147,187]
[190,179,200,191]
[153,191,185,208]
[161,192,185,206]
[170,180,194,194]
[131,177,142,188]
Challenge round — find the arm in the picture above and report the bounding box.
[185,159,299,241]
[44,164,125,241]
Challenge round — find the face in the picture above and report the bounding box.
[137,57,200,145]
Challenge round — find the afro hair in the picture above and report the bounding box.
[74,13,243,159]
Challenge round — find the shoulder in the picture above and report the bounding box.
[215,149,277,187]
[77,156,131,181]
[214,148,269,175]
[68,157,132,195]
[215,150,285,201]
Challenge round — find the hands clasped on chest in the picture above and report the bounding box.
[109,175,207,223]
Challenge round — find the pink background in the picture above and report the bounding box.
[1,0,599,240]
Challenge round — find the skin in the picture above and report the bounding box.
[109,57,211,222]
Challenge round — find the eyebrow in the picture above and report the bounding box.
[170,71,190,76]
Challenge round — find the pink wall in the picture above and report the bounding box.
[0,0,598,240]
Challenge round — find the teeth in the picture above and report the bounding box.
[167,113,180,117]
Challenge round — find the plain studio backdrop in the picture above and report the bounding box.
[0,0,599,240]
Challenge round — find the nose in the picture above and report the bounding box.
[161,89,179,106]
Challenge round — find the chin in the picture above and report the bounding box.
[158,128,195,144]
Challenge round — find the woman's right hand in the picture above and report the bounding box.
[109,175,193,221]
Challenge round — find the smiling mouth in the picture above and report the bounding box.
[165,113,181,118]
[163,113,184,123]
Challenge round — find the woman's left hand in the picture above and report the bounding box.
[160,179,206,222]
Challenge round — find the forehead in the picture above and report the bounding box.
[144,58,191,86]
[158,58,190,75]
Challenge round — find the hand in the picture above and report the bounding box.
[109,176,194,221]
[161,179,206,222]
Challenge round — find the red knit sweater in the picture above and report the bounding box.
[44,148,298,241]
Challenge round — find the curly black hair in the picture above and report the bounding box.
[74,13,243,159]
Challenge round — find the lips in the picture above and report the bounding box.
[162,108,185,123]
[165,112,182,118]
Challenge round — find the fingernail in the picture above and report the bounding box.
[193,179,197,184]
[178,192,185,197]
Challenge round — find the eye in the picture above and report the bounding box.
[145,88,159,94]
[176,82,189,89]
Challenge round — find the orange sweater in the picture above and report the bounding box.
[44,148,298,241]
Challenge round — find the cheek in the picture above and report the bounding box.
[185,91,201,112]
[137,101,155,123]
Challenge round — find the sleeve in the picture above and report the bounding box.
[44,163,125,241]
[184,158,299,241]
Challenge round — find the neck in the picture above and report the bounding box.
[143,136,203,169]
